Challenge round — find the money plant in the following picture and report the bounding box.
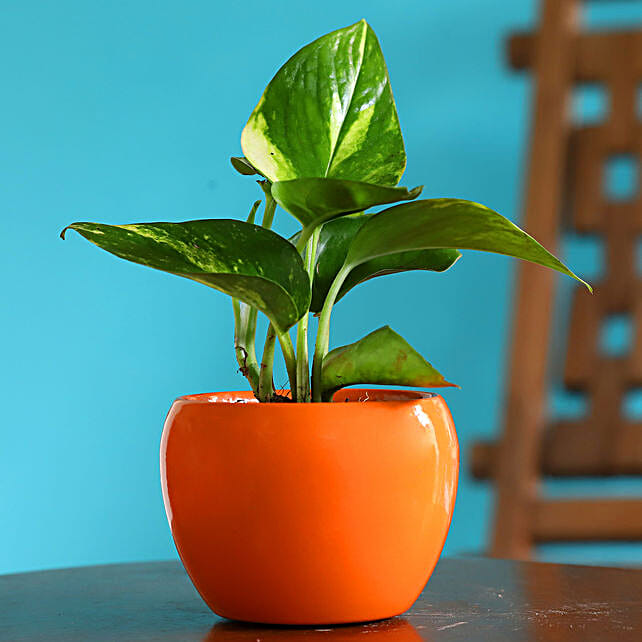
[61,20,590,403]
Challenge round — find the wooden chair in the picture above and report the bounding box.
[471,0,642,559]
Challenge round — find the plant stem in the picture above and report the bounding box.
[295,225,314,253]
[232,299,260,392]
[311,264,352,402]
[258,323,277,401]
[249,184,283,401]
[277,329,297,399]
[259,181,276,229]
[243,306,259,365]
[232,200,262,393]
[295,227,320,402]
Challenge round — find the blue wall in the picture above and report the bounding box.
[2,0,641,574]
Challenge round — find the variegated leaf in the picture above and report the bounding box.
[241,20,406,186]
[61,219,311,332]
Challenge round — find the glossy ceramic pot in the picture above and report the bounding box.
[160,388,458,625]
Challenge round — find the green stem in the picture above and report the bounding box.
[258,324,277,401]
[277,330,297,400]
[252,184,282,401]
[261,197,276,229]
[258,180,276,229]
[232,200,262,393]
[311,264,352,402]
[244,306,259,364]
[295,225,314,253]
[295,227,320,402]
[232,299,259,392]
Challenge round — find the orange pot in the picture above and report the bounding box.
[160,389,458,625]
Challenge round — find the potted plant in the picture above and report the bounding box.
[61,20,589,625]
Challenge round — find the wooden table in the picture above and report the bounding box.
[1,558,640,641]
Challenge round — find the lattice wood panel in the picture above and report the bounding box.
[471,0,642,558]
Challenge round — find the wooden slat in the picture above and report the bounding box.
[470,441,496,479]
[564,286,600,389]
[630,282,642,384]
[569,129,642,234]
[490,0,580,560]
[603,205,641,311]
[586,359,628,466]
[508,30,642,80]
[472,421,642,478]
[533,498,642,541]
[568,129,603,233]
[608,69,639,146]
[545,420,642,475]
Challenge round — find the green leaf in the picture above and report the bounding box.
[230,156,262,177]
[271,177,421,227]
[292,216,461,312]
[321,326,456,401]
[345,199,591,290]
[342,248,462,299]
[241,19,406,186]
[61,219,311,332]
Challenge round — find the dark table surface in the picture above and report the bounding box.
[1,557,640,641]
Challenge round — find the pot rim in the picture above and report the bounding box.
[171,388,442,408]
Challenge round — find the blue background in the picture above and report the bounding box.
[2,0,642,574]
